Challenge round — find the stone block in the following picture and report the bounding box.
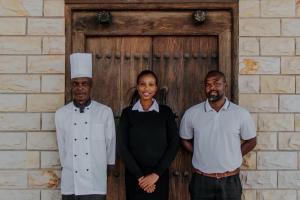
[258,114,294,131]
[0,94,26,112]
[240,171,277,189]
[27,132,58,150]
[0,75,40,93]
[256,132,277,150]
[239,75,259,93]
[27,94,64,112]
[0,56,26,73]
[282,19,300,36]
[239,37,259,56]
[242,190,256,200]
[257,190,296,200]
[28,56,65,73]
[0,0,43,16]
[0,18,26,35]
[239,0,260,17]
[261,75,295,93]
[0,113,40,131]
[28,170,60,189]
[240,19,280,36]
[0,190,40,200]
[41,151,60,169]
[241,151,256,170]
[0,132,26,150]
[28,18,64,35]
[261,38,295,56]
[0,151,39,169]
[278,171,300,188]
[42,113,56,131]
[281,57,300,74]
[0,36,41,54]
[239,57,280,74]
[279,132,300,150]
[280,95,300,112]
[42,75,65,93]
[42,190,62,200]
[257,151,297,170]
[239,94,278,112]
[44,0,64,16]
[261,0,295,17]
[0,171,27,189]
[43,37,65,54]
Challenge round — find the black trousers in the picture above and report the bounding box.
[189,173,242,200]
[62,195,106,200]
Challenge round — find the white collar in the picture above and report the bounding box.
[205,97,230,112]
[132,99,159,112]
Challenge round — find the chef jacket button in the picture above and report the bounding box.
[87,108,89,110]
[85,121,88,124]
[85,137,88,140]
[75,171,78,173]
[86,152,88,155]
[74,154,77,157]
[86,169,89,171]
[74,138,77,141]
[74,109,77,112]
[74,123,77,126]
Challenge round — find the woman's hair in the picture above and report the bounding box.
[129,70,158,106]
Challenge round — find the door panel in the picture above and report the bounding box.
[153,36,218,117]
[86,37,152,200]
[153,36,218,200]
[86,37,151,115]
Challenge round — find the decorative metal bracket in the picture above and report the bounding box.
[96,11,112,25]
[193,10,207,24]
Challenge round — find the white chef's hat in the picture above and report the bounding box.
[70,53,93,79]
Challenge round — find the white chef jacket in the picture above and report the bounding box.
[55,100,116,195]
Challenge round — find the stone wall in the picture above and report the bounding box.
[1,0,300,199]
[239,0,300,199]
[0,0,64,199]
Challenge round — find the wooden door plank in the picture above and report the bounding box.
[219,30,232,100]
[86,37,122,114]
[120,37,152,110]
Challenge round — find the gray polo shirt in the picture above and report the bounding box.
[179,98,256,173]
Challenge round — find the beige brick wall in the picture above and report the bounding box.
[240,0,300,199]
[0,0,64,198]
[0,0,300,199]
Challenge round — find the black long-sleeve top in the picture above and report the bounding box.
[118,105,180,179]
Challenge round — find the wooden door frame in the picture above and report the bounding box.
[65,1,239,103]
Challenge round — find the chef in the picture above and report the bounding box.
[55,53,116,200]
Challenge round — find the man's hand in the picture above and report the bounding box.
[138,173,159,192]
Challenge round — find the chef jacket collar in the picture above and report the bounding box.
[73,98,92,113]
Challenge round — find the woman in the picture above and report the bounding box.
[118,70,179,200]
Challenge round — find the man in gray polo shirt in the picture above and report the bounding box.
[180,70,256,200]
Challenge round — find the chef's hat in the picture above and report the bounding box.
[70,53,92,79]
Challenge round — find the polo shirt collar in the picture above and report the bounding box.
[205,97,230,112]
[132,99,159,112]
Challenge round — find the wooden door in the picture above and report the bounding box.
[66,2,238,200]
[84,35,218,200]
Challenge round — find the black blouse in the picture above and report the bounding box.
[118,105,179,179]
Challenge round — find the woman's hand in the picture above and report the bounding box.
[138,173,159,190]
[144,184,156,193]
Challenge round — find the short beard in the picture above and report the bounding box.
[207,93,224,102]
